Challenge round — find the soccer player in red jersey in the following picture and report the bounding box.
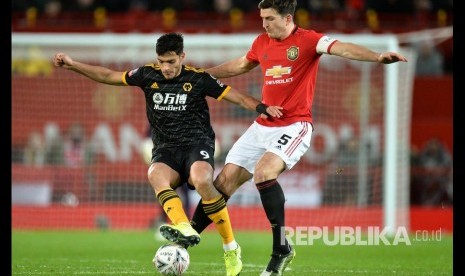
[189,0,408,275]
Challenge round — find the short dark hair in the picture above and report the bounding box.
[156,33,184,56]
[258,0,297,16]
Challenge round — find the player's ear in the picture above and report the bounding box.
[286,14,293,24]
[180,52,186,60]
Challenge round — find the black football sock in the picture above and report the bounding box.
[256,179,290,254]
[191,191,230,233]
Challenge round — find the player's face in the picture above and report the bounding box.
[260,8,290,40]
[157,52,185,79]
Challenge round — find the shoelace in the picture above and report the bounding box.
[224,250,241,266]
[224,250,238,258]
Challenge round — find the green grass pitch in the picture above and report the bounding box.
[12,230,452,275]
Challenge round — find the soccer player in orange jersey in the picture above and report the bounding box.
[189,1,408,275]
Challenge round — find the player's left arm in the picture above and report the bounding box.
[328,41,408,64]
[222,87,283,118]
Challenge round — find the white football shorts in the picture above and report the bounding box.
[225,121,313,174]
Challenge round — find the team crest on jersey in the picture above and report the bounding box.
[153,93,163,104]
[183,83,193,92]
[287,46,299,61]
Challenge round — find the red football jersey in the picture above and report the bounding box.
[247,27,336,127]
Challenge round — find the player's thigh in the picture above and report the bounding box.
[150,147,183,190]
[254,152,287,182]
[148,162,181,193]
[185,145,215,185]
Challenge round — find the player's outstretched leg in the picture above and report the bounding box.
[159,222,201,248]
[260,245,295,276]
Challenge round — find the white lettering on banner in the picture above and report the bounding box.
[38,121,383,207]
[91,123,118,161]
[40,121,380,166]
[119,123,144,161]
[43,122,143,162]
[91,123,144,162]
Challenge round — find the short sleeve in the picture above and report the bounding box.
[245,36,260,63]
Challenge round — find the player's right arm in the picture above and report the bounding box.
[53,53,125,85]
[205,55,258,78]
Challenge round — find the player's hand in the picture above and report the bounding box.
[378,52,408,64]
[260,106,283,119]
[52,53,74,68]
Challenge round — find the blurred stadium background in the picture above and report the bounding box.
[12,0,452,235]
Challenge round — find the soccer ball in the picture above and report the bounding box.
[153,243,190,275]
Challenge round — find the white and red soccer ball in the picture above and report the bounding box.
[153,243,190,275]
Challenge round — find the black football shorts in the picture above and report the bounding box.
[151,144,215,190]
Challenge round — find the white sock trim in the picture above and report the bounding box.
[223,240,238,251]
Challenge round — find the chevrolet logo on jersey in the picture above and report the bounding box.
[265,66,292,78]
[183,83,192,92]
